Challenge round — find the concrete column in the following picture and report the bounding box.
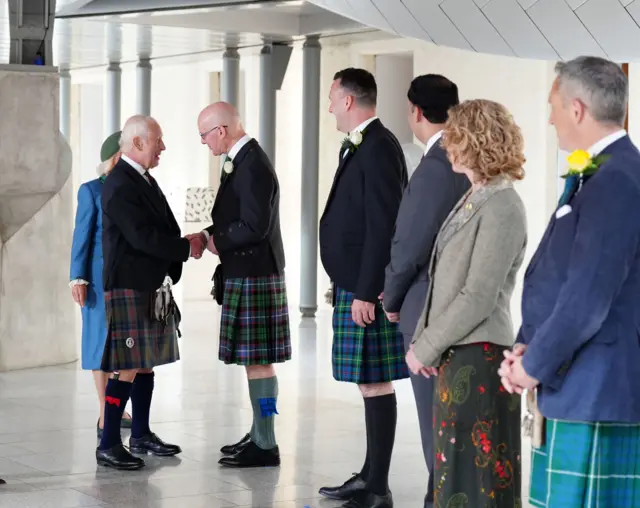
[222,47,240,108]
[136,58,152,116]
[259,44,276,163]
[59,68,71,140]
[300,36,321,318]
[258,41,293,164]
[105,62,121,135]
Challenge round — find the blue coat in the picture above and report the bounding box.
[519,136,640,422]
[70,178,107,370]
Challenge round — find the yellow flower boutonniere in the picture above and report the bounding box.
[562,149,610,179]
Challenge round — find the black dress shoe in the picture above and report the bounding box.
[218,441,280,468]
[220,433,251,455]
[129,433,182,457]
[0,478,5,485]
[96,443,145,471]
[319,474,367,500]
[342,490,393,508]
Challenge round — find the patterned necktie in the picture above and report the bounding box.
[557,174,580,207]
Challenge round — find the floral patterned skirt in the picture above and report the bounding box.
[433,342,522,508]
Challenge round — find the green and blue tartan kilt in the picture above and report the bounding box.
[101,289,180,371]
[332,286,409,384]
[219,275,291,366]
[530,419,640,507]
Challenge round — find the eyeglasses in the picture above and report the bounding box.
[199,125,227,139]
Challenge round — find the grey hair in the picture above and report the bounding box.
[96,153,119,176]
[555,56,628,126]
[120,115,156,151]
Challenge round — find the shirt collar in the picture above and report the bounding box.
[587,130,627,157]
[424,130,443,155]
[121,154,147,176]
[227,134,252,161]
[352,116,378,134]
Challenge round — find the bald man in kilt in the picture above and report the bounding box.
[192,102,290,468]
[97,115,203,471]
[318,68,408,508]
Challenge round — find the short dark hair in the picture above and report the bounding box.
[333,67,377,108]
[407,74,459,124]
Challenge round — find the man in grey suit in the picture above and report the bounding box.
[382,75,469,508]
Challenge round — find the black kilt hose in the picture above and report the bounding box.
[101,289,180,371]
[218,274,291,365]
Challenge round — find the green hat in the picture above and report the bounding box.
[100,131,121,162]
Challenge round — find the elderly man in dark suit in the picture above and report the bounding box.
[382,75,469,508]
[318,68,407,508]
[97,115,202,471]
[500,56,640,507]
[191,102,290,469]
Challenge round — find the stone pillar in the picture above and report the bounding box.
[222,46,240,108]
[59,67,71,140]
[300,36,321,318]
[105,24,122,135]
[258,41,292,163]
[136,58,152,116]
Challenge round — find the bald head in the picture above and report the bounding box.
[198,102,246,156]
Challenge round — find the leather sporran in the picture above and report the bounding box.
[523,389,546,448]
[153,278,182,337]
[211,264,224,305]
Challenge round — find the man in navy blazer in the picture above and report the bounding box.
[500,56,640,507]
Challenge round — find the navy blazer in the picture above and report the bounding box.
[519,136,640,422]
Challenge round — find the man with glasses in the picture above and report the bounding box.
[191,101,291,468]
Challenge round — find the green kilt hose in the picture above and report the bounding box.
[332,286,409,384]
[101,289,179,371]
[530,419,640,507]
[219,274,291,365]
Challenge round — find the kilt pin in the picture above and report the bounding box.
[101,289,180,372]
[332,286,408,384]
[219,274,291,366]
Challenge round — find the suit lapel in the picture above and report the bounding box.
[436,178,512,254]
[121,163,167,220]
[212,140,254,215]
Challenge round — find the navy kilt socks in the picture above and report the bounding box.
[364,393,397,495]
[130,372,154,439]
[99,378,133,450]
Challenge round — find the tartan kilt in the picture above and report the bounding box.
[530,419,640,507]
[101,289,180,371]
[332,286,409,384]
[219,275,291,366]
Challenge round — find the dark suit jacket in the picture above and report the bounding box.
[101,159,190,291]
[519,135,640,422]
[206,139,285,278]
[384,142,470,335]
[320,119,407,303]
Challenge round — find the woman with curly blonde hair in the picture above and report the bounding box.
[406,99,527,507]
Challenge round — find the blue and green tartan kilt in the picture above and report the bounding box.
[332,286,409,384]
[219,275,292,366]
[530,419,640,507]
[101,289,180,372]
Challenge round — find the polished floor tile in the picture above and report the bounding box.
[0,299,532,507]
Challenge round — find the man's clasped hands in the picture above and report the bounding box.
[185,233,218,259]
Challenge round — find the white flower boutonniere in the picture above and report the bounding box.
[349,131,363,147]
[223,160,234,174]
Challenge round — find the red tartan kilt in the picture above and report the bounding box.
[101,289,180,371]
[218,275,291,365]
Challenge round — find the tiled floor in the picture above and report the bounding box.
[0,300,532,507]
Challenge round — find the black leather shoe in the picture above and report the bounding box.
[129,433,181,457]
[218,441,280,468]
[319,474,366,500]
[0,478,5,485]
[220,433,251,455]
[96,443,145,471]
[342,490,393,508]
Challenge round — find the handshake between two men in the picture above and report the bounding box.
[185,232,218,259]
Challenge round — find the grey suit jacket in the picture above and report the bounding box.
[411,178,527,367]
[384,142,470,335]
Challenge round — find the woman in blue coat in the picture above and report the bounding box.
[70,131,131,437]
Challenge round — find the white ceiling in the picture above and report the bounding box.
[308,0,640,61]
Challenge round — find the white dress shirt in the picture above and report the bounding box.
[121,154,151,184]
[587,129,627,157]
[424,130,443,155]
[342,116,378,158]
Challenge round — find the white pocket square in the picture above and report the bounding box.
[555,204,572,219]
